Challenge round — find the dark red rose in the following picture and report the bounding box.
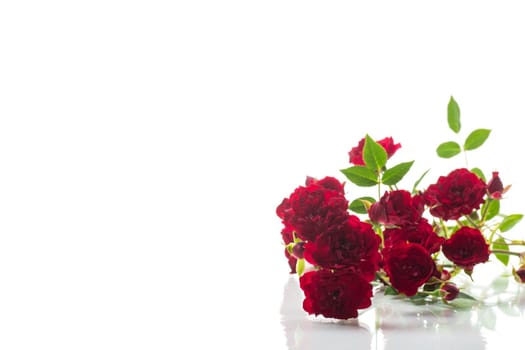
[383,219,444,254]
[383,242,435,296]
[487,171,510,199]
[299,269,373,319]
[442,227,490,269]
[306,176,346,194]
[278,178,349,242]
[423,168,486,221]
[348,137,401,166]
[440,283,460,301]
[281,226,297,273]
[303,215,381,281]
[369,190,424,226]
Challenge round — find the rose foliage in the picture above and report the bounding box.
[276,97,525,320]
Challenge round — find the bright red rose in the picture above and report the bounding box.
[300,269,373,319]
[442,227,490,269]
[281,226,297,274]
[368,190,424,226]
[348,137,401,166]
[383,219,444,254]
[284,249,297,274]
[383,242,435,296]
[306,176,346,194]
[423,168,486,221]
[277,177,349,242]
[303,215,381,281]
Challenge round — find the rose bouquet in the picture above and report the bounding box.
[276,97,525,320]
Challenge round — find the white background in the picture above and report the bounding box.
[1,1,525,349]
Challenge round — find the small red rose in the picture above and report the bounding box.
[348,137,401,166]
[369,190,424,226]
[441,283,460,301]
[303,215,381,281]
[423,168,486,221]
[300,269,373,319]
[383,242,435,296]
[383,219,444,254]
[442,227,490,269]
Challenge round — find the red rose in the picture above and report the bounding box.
[300,269,373,319]
[303,215,381,281]
[442,227,490,269]
[423,168,486,221]
[383,242,435,296]
[383,219,444,254]
[280,226,297,274]
[306,176,346,194]
[348,137,401,166]
[277,177,349,242]
[368,190,424,226]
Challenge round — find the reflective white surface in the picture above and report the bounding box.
[281,276,525,350]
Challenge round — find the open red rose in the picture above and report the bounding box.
[383,219,444,254]
[423,168,486,221]
[300,269,373,319]
[348,137,401,166]
[383,242,435,296]
[277,177,349,242]
[368,190,424,226]
[303,215,381,281]
[442,227,490,269]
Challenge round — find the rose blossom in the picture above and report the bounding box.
[442,227,490,269]
[276,177,349,242]
[383,219,444,254]
[303,215,381,281]
[441,283,460,301]
[383,242,435,296]
[280,226,297,273]
[300,269,373,319]
[368,190,424,226]
[348,137,401,166]
[423,168,487,221]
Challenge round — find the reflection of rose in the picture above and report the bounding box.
[280,277,372,350]
[300,269,373,319]
[442,227,490,269]
[383,242,435,296]
[423,168,486,220]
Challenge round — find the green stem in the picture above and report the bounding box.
[491,249,525,258]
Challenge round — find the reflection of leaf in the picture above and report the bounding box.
[488,275,509,294]
[480,307,497,330]
[498,302,522,317]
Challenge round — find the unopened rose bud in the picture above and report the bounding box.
[441,283,460,301]
[487,172,504,199]
[292,241,305,259]
[513,265,525,283]
[440,269,451,281]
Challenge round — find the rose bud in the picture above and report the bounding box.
[487,172,504,199]
[440,269,451,281]
[513,265,525,283]
[292,241,305,259]
[441,283,460,302]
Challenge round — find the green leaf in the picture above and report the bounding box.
[464,129,491,151]
[340,166,378,187]
[456,292,478,301]
[382,161,414,186]
[447,96,461,133]
[436,141,461,158]
[470,167,486,182]
[484,199,500,221]
[349,196,376,214]
[363,135,387,171]
[412,168,430,193]
[500,214,524,232]
[296,259,305,276]
[492,237,510,266]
